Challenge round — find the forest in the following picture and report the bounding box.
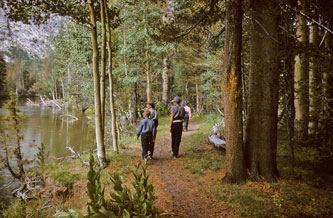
[0,0,332,217]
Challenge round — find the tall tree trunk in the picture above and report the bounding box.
[106,0,119,153]
[294,0,309,144]
[54,82,58,100]
[123,29,128,76]
[309,22,320,135]
[145,24,152,102]
[132,82,138,123]
[88,0,105,165]
[195,75,200,112]
[61,79,65,98]
[221,0,246,184]
[15,59,21,95]
[99,0,106,134]
[162,56,169,105]
[245,0,279,182]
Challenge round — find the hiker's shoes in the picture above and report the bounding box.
[147,151,152,160]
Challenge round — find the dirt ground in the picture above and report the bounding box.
[142,122,230,218]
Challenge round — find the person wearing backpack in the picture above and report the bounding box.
[169,96,185,158]
[137,110,156,162]
[146,101,158,159]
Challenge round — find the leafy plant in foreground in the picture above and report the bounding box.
[55,155,158,218]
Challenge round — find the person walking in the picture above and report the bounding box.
[183,101,192,131]
[169,96,185,158]
[146,101,158,159]
[137,110,156,162]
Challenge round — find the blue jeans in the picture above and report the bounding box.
[183,114,189,130]
[141,133,153,159]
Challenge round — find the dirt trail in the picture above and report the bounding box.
[146,122,228,218]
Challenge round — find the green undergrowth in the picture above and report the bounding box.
[180,114,333,217]
[1,151,136,217]
[181,115,226,175]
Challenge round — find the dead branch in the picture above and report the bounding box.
[59,114,79,121]
[66,146,89,166]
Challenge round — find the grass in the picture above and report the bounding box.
[181,115,226,175]
[179,114,333,218]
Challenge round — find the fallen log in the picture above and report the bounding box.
[208,135,226,150]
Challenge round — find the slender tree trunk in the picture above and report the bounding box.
[221,0,246,184]
[88,0,105,165]
[123,29,128,76]
[132,82,138,123]
[61,79,65,98]
[309,22,320,135]
[245,0,279,182]
[16,59,21,95]
[145,24,152,102]
[294,0,309,144]
[106,0,119,152]
[195,75,200,112]
[54,83,58,100]
[162,56,169,105]
[99,0,106,134]
[67,66,71,84]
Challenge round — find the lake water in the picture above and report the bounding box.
[0,99,95,203]
[0,100,95,159]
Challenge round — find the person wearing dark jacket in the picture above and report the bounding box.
[169,96,185,158]
[146,101,158,159]
[137,110,155,161]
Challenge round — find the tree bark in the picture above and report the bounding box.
[106,0,119,153]
[294,0,309,144]
[245,0,279,182]
[88,0,106,165]
[221,0,246,184]
[309,22,320,135]
[195,75,200,112]
[99,0,106,134]
[61,79,65,98]
[162,56,169,105]
[15,59,21,95]
[145,23,152,102]
[132,82,138,122]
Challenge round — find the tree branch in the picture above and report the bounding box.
[66,146,89,166]
[285,4,333,35]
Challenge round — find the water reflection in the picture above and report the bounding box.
[0,101,95,159]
